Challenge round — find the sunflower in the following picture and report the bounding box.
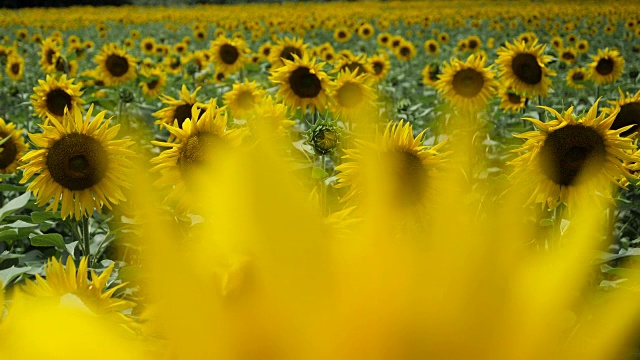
[394,40,417,61]
[465,35,482,52]
[31,74,84,123]
[258,42,272,59]
[0,117,28,178]
[566,67,589,89]
[269,54,333,113]
[605,89,640,137]
[588,48,625,86]
[377,33,391,47]
[19,105,135,220]
[223,80,266,119]
[421,63,440,87]
[39,37,61,73]
[496,39,556,97]
[498,87,527,113]
[559,47,577,65]
[435,55,498,113]
[153,85,203,130]
[438,32,450,43]
[335,120,447,209]
[139,67,167,99]
[22,256,135,323]
[246,96,295,136]
[424,39,440,55]
[150,100,246,212]
[94,43,138,87]
[368,53,390,81]
[140,37,156,55]
[334,27,352,43]
[269,36,307,69]
[509,100,639,210]
[335,53,371,76]
[576,39,589,54]
[173,42,188,56]
[356,23,374,39]
[5,53,24,82]
[329,68,377,122]
[210,36,246,74]
[550,36,564,51]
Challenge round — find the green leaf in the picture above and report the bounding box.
[0,266,31,288]
[65,241,79,259]
[311,167,329,179]
[0,192,31,222]
[31,211,59,224]
[30,233,65,250]
[0,184,27,192]
[0,229,19,244]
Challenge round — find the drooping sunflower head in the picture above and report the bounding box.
[19,104,135,220]
[498,87,527,113]
[150,100,247,213]
[269,54,333,113]
[153,85,203,130]
[31,74,85,123]
[566,67,589,89]
[21,255,136,324]
[223,80,266,119]
[496,39,556,97]
[94,43,138,87]
[510,100,639,210]
[210,36,247,74]
[605,89,640,138]
[0,117,28,177]
[435,55,498,113]
[588,48,625,86]
[335,120,447,210]
[329,68,377,122]
[269,36,307,69]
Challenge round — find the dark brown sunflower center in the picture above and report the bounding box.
[399,46,411,57]
[0,132,17,170]
[105,54,129,77]
[289,67,322,99]
[391,40,401,48]
[596,58,614,76]
[219,44,239,65]
[572,72,585,81]
[280,46,302,63]
[507,93,521,104]
[46,133,109,191]
[147,79,159,90]
[10,62,20,75]
[337,82,363,108]
[177,133,219,178]
[262,47,271,57]
[236,91,255,109]
[428,44,437,52]
[144,42,153,51]
[612,102,640,137]
[372,62,383,75]
[384,149,427,207]
[468,39,478,49]
[381,36,389,43]
[363,28,371,35]
[539,125,606,186]
[45,49,56,65]
[216,72,225,81]
[173,103,195,128]
[562,51,575,61]
[452,68,485,98]
[45,89,73,117]
[511,53,542,85]
[338,31,347,39]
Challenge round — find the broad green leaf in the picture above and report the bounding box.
[0,192,31,222]
[31,211,59,224]
[0,229,19,244]
[30,233,66,250]
[65,241,79,259]
[0,266,31,288]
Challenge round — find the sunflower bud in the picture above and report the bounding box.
[118,87,134,104]
[309,123,339,155]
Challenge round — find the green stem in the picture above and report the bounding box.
[82,216,91,261]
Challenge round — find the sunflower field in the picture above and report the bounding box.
[1,1,640,358]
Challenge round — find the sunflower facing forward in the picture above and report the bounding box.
[496,39,556,97]
[510,100,639,210]
[31,74,85,123]
[153,85,203,130]
[336,120,447,209]
[588,48,625,86]
[329,68,377,122]
[19,105,135,220]
[94,43,138,86]
[269,36,307,69]
[435,55,498,113]
[269,54,333,113]
[0,117,28,178]
[150,100,246,212]
[210,36,247,74]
